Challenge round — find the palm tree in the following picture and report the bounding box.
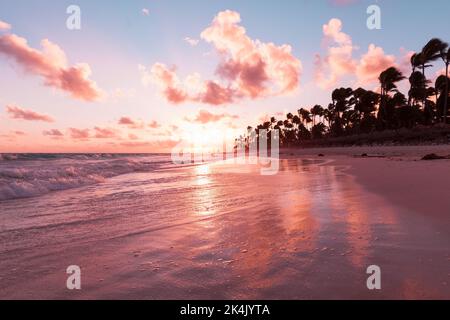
[435,74,449,122]
[310,105,324,126]
[419,39,448,108]
[292,115,301,133]
[270,117,277,128]
[439,47,450,123]
[311,122,326,139]
[410,53,419,73]
[351,88,379,133]
[408,71,429,106]
[298,108,312,128]
[379,67,405,127]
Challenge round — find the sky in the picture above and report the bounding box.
[0,0,449,153]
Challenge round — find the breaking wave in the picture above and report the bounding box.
[0,154,171,201]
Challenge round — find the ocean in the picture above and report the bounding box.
[0,153,172,201]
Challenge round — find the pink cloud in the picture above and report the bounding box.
[0,20,11,31]
[0,130,26,140]
[69,128,90,140]
[94,127,119,139]
[186,109,239,124]
[148,63,189,104]
[148,120,161,129]
[118,116,135,125]
[118,116,145,129]
[200,81,236,105]
[258,113,271,124]
[146,10,302,106]
[128,133,139,140]
[0,33,102,101]
[315,18,404,88]
[356,44,397,85]
[43,129,64,139]
[6,104,54,122]
[315,18,356,89]
[184,37,199,46]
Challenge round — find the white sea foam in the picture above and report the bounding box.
[0,154,170,201]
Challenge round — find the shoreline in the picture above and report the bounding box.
[279,144,450,158]
[280,144,450,224]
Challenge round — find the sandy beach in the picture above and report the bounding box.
[0,146,449,300]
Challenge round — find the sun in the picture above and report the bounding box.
[178,123,239,153]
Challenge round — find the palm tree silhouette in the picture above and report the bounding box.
[408,71,429,106]
[298,108,312,128]
[439,46,450,123]
[379,67,405,128]
[419,39,448,108]
[310,105,324,126]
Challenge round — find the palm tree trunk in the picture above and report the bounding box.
[422,65,427,109]
[444,63,449,124]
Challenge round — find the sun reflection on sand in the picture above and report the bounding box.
[18,158,435,299]
[192,164,217,218]
[194,164,211,186]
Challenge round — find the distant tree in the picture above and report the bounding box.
[379,67,405,128]
[310,105,324,126]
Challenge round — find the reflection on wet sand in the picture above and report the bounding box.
[0,158,448,299]
[170,159,448,299]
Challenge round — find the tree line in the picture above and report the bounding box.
[238,38,450,148]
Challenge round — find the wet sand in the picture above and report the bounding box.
[0,147,449,299]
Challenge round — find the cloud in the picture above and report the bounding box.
[146,10,302,106]
[0,130,26,140]
[118,116,145,129]
[69,128,90,140]
[128,133,139,140]
[314,18,356,89]
[355,44,396,85]
[0,33,103,101]
[94,127,119,139]
[43,129,64,139]
[142,8,150,16]
[0,20,11,31]
[186,109,239,124]
[6,104,54,122]
[145,63,189,104]
[258,113,271,124]
[315,18,404,89]
[148,120,161,129]
[118,116,135,125]
[184,37,199,46]
[119,117,161,130]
